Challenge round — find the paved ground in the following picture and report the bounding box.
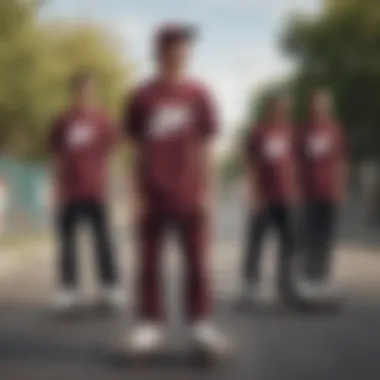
[0,192,379,380]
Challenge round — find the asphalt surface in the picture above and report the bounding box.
[0,192,379,380]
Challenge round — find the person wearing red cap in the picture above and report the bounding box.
[296,89,348,303]
[122,23,232,357]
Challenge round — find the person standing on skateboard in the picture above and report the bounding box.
[123,24,232,357]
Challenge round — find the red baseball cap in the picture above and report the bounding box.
[155,23,197,51]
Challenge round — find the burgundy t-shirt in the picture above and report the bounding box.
[49,107,117,204]
[298,120,347,203]
[246,124,297,204]
[124,78,218,214]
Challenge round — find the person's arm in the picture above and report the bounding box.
[101,114,120,154]
[197,86,219,211]
[48,115,63,156]
[122,89,145,219]
[244,129,264,212]
[289,128,301,207]
[46,115,63,206]
[335,127,349,205]
[200,141,217,211]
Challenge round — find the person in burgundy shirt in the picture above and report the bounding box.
[123,24,232,357]
[48,71,125,313]
[297,89,347,302]
[240,91,300,307]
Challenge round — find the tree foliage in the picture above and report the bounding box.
[282,0,380,161]
[0,0,131,161]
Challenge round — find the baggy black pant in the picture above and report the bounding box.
[303,200,337,281]
[242,203,296,294]
[56,200,118,287]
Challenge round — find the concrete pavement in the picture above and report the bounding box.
[0,193,379,379]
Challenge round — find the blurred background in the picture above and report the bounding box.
[1,0,380,379]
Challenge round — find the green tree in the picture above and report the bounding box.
[0,0,40,151]
[0,0,131,161]
[282,0,380,161]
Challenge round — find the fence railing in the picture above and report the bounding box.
[0,156,51,237]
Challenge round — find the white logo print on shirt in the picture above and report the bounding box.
[263,136,288,160]
[148,104,192,139]
[307,134,333,157]
[67,122,95,149]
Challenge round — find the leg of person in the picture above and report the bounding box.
[241,210,270,302]
[126,211,167,355]
[292,203,317,298]
[293,206,309,275]
[305,201,324,281]
[271,204,297,301]
[240,210,269,302]
[242,211,268,284]
[301,201,338,301]
[317,201,337,280]
[86,201,125,310]
[177,210,233,358]
[313,201,338,299]
[52,202,81,312]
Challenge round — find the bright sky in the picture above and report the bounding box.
[41,0,320,148]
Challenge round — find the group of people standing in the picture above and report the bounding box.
[48,23,347,359]
[241,89,347,308]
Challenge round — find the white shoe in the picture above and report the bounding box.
[99,286,127,311]
[51,288,81,313]
[192,321,234,358]
[297,280,335,301]
[124,324,165,356]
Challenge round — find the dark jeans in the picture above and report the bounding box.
[243,204,296,293]
[303,200,337,281]
[56,200,118,287]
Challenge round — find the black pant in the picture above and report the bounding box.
[243,204,295,292]
[57,201,118,287]
[303,200,336,281]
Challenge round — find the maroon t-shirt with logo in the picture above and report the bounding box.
[124,78,218,214]
[298,120,346,203]
[49,108,117,204]
[246,124,297,204]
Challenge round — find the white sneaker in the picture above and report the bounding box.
[192,321,234,358]
[297,280,335,301]
[124,324,165,356]
[99,286,127,311]
[51,288,81,313]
